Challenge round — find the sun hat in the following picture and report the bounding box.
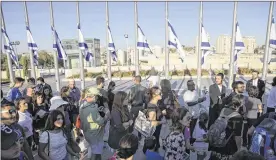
[49,96,68,111]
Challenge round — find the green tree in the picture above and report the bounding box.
[19,55,30,77]
[38,50,53,68]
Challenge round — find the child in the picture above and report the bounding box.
[144,136,163,160]
[191,112,210,160]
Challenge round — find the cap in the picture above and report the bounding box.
[85,87,102,97]
[1,124,23,150]
[49,96,68,111]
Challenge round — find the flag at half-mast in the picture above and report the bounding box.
[137,24,157,58]
[52,26,67,60]
[107,25,117,62]
[168,20,186,63]
[234,22,245,74]
[78,23,93,61]
[268,16,276,64]
[1,26,19,66]
[201,24,212,65]
[26,25,39,65]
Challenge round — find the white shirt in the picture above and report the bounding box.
[18,111,33,138]
[253,79,258,87]
[183,90,200,118]
[218,85,222,93]
[267,87,276,108]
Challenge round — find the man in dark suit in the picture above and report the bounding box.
[246,70,265,101]
[208,73,227,129]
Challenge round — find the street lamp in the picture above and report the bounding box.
[124,34,129,66]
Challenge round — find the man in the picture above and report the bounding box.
[266,77,276,113]
[79,87,107,160]
[6,77,25,102]
[246,70,265,101]
[24,83,36,104]
[68,79,81,105]
[96,76,110,117]
[208,73,226,128]
[183,80,206,134]
[36,77,53,96]
[1,99,34,160]
[128,75,147,129]
[22,77,35,96]
[222,81,246,108]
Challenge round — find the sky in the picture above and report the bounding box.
[2,2,276,54]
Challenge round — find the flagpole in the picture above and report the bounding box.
[24,1,36,80]
[49,2,60,92]
[106,2,112,80]
[228,2,237,89]
[196,2,203,95]
[134,2,139,76]
[77,2,85,90]
[262,2,274,81]
[165,1,169,79]
[1,3,15,83]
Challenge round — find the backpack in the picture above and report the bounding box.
[207,108,240,147]
[249,117,276,159]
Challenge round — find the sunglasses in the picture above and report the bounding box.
[1,109,17,115]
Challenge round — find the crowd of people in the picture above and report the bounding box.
[1,70,276,160]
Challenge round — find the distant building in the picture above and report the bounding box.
[117,49,127,65]
[242,36,257,53]
[216,35,231,54]
[62,38,100,68]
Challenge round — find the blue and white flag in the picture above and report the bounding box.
[1,27,19,66]
[168,20,186,63]
[234,22,245,74]
[26,26,38,65]
[51,26,67,60]
[137,24,157,58]
[268,16,276,64]
[201,24,212,65]
[107,25,117,62]
[77,24,93,62]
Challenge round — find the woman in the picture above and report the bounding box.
[43,85,53,106]
[209,94,244,160]
[160,79,175,110]
[16,98,33,147]
[38,110,79,160]
[108,91,133,150]
[32,92,49,150]
[116,133,139,160]
[163,108,193,160]
[107,81,116,112]
[146,87,166,152]
[60,86,78,126]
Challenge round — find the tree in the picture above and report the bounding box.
[19,55,30,77]
[38,50,53,68]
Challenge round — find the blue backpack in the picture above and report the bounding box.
[250,117,276,159]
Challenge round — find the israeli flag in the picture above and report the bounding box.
[1,27,19,66]
[234,22,245,73]
[107,25,117,62]
[51,26,67,60]
[201,24,212,65]
[268,16,276,64]
[168,20,186,63]
[137,24,157,58]
[26,26,38,65]
[78,24,93,62]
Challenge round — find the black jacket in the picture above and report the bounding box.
[246,79,265,100]
[209,84,226,108]
[128,84,147,107]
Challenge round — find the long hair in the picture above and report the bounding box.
[108,81,116,92]
[112,91,128,121]
[44,110,65,131]
[160,79,171,94]
[117,133,139,159]
[171,108,189,131]
[32,92,45,106]
[60,86,70,99]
